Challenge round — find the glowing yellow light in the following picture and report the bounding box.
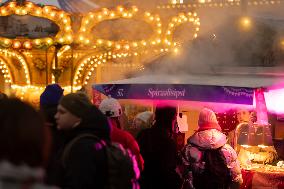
[26,3,33,8]
[117,6,124,12]
[240,17,252,30]
[13,41,21,49]
[44,7,49,13]
[15,9,21,14]
[50,12,56,17]
[107,41,113,46]
[23,41,32,49]
[124,45,130,50]
[103,9,108,15]
[21,9,27,15]
[258,145,268,149]
[1,9,6,14]
[174,48,179,53]
[116,44,121,49]
[35,9,41,15]
[47,38,52,44]
[280,40,284,48]
[66,35,72,41]
[4,39,10,45]
[35,39,40,45]
[9,3,15,8]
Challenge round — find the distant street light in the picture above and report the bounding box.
[239,16,252,31]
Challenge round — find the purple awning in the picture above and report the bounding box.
[93,83,254,105]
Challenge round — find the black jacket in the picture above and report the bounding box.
[50,106,110,189]
[137,126,182,189]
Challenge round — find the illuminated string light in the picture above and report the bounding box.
[0,49,30,85]
[157,0,281,9]
[0,1,73,49]
[77,6,162,53]
[0,58,12,83]
[165,12,200,48]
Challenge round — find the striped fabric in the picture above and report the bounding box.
[58,0,99,13]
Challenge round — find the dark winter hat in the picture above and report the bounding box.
[40,84,64,106]
[59,92,92,118]
[155,105,177,122]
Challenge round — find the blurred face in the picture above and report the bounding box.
[237,109,250,123]
[134,118,144,128]
[55,105,81,130]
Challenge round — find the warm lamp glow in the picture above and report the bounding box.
[240,17,252,30]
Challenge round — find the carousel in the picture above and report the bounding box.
[0,0,200,106]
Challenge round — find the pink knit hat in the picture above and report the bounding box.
[198,108,222,131]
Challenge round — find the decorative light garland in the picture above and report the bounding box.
[77,6,162,52]
[0,57,13,83]
[0,49,30,84]
[165,12,200,46]
[0,2,201,94]
[157,0,281,9]
[74,50,150,86]
[73,53,108,86]
[11,84,82,100]
[0,1,73,49]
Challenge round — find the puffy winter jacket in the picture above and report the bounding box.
[180,129,243,189]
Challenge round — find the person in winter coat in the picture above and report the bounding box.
[0,98,57,189]
[179,108,243,189]
[99,97,144,172]
[131,111,154,138]
[39,84,65,185]
[137,105,182,189]
[53,92,110,189]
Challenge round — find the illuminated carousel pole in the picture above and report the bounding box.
[51,43,63,83]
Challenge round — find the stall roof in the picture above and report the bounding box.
[101,73,284,88]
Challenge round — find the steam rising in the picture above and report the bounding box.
[138,4,284,76]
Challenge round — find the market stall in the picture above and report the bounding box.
[93,73,284,189]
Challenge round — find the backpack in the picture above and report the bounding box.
[62,134,140,189]
[191,146,231,189]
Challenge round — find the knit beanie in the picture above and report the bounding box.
[40,84,64,106]
[59,92,92,118]
[136,111,153,124]
[155,105,177,122]
[198,108,221,131]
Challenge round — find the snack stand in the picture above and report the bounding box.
[93,73,284,189]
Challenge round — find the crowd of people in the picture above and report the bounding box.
[0,85,256,189]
